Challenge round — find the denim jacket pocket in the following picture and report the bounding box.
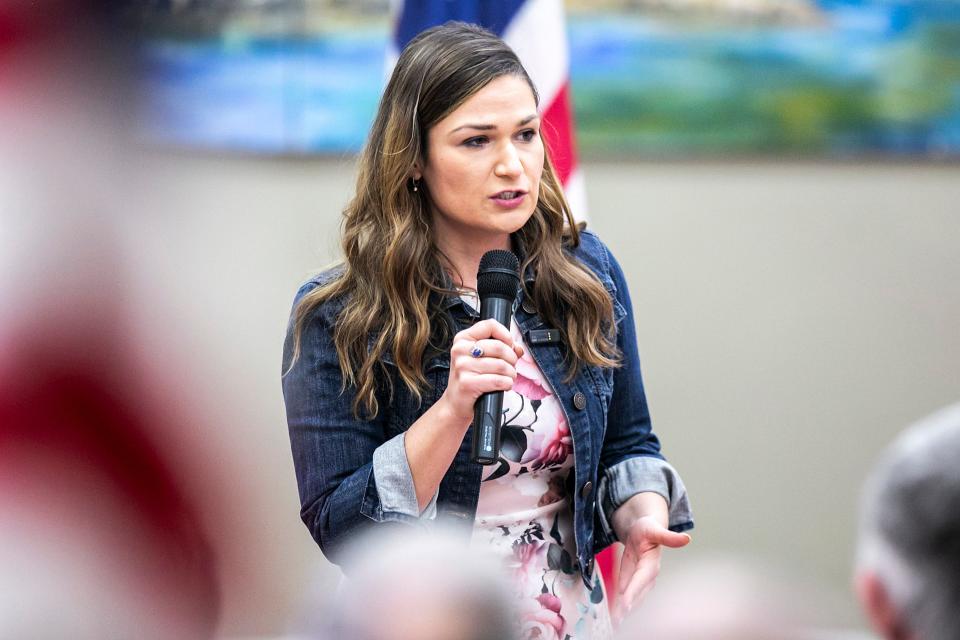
[585,365,614,408]
[612,298,628,326]
[598,276,628,328]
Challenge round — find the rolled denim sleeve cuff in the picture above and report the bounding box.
[371,432,438,520]
[597,456,694,543]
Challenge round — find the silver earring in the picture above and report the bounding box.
[413,179,419,192]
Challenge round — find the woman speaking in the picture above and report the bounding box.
[282,22,693,638]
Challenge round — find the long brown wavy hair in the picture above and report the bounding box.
[288,22,620,419]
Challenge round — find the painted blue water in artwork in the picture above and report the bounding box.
[565,0,960,156]
[140,30,388,153]
[139,1,960,156]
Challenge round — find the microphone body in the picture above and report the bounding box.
[470,250,521,465]
[471,294,513,465]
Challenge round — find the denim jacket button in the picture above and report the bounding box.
[573,391,587,411]
[521,298,536,315]
[580,481,593,499]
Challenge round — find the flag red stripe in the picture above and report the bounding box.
[540,81,577,186]
[597,545,619,612]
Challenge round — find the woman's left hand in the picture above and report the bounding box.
[611,515,691,626]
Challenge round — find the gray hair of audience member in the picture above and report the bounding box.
[324,524,518,640]
[855,403,960,640]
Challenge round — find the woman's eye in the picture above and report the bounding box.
[463,136,488,147]
[518,129,537,142]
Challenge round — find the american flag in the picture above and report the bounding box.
[387,0,622,608]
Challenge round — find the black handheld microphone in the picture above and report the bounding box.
[471,250,521,465]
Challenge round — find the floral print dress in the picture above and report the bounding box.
[469,306,613,640]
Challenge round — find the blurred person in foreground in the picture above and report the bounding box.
[325,524,517,640]
[613,555,833,640]
[1,2,220,636]
[282,21,692,639]
[854,403,960,640]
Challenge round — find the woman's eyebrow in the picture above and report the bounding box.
[449,114,539,136]
[450,123,496,134]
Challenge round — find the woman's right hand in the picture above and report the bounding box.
[441,318,524,427]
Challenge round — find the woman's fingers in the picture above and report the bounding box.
[453,318,523,365]
[611,603,624,628]
[444,319,524,419]
[644,527,691,548]
[611,547,660,628]
[612,522,692,626]
[457,318,514,345]
[453,355,517,379]
[455,338,519,366]
[460,372,515,393]
[616,546,637,595]
[613,525,692,624]
[620,551,659,605]
[614,578,657,626]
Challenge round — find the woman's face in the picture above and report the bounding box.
[418,74,544,252]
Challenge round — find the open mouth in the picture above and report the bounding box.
[493,191,525,200]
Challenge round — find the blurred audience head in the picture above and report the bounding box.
[855,403,960,640]
[325,524,518,640]
[615,554,830,640]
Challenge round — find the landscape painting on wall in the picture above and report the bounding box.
[141,0,960,158]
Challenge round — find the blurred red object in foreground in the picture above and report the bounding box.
[0,305,220,637]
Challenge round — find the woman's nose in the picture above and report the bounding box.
[494,143,523,177]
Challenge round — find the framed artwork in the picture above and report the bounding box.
[141,1,960,158]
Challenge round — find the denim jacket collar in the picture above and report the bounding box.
[435,235,536,318]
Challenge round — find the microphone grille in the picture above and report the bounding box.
[477,250,521,299]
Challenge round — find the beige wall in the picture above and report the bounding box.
[129,155,960,634]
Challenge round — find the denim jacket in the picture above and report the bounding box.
[282,230,693,588]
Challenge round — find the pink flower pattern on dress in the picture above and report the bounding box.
[521,593,566,640]
[473,317,611,639]
[509,539,547,586]
[520,398,573,470]
[512,323,552,401]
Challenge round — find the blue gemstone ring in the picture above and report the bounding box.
[470,343,484,358]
